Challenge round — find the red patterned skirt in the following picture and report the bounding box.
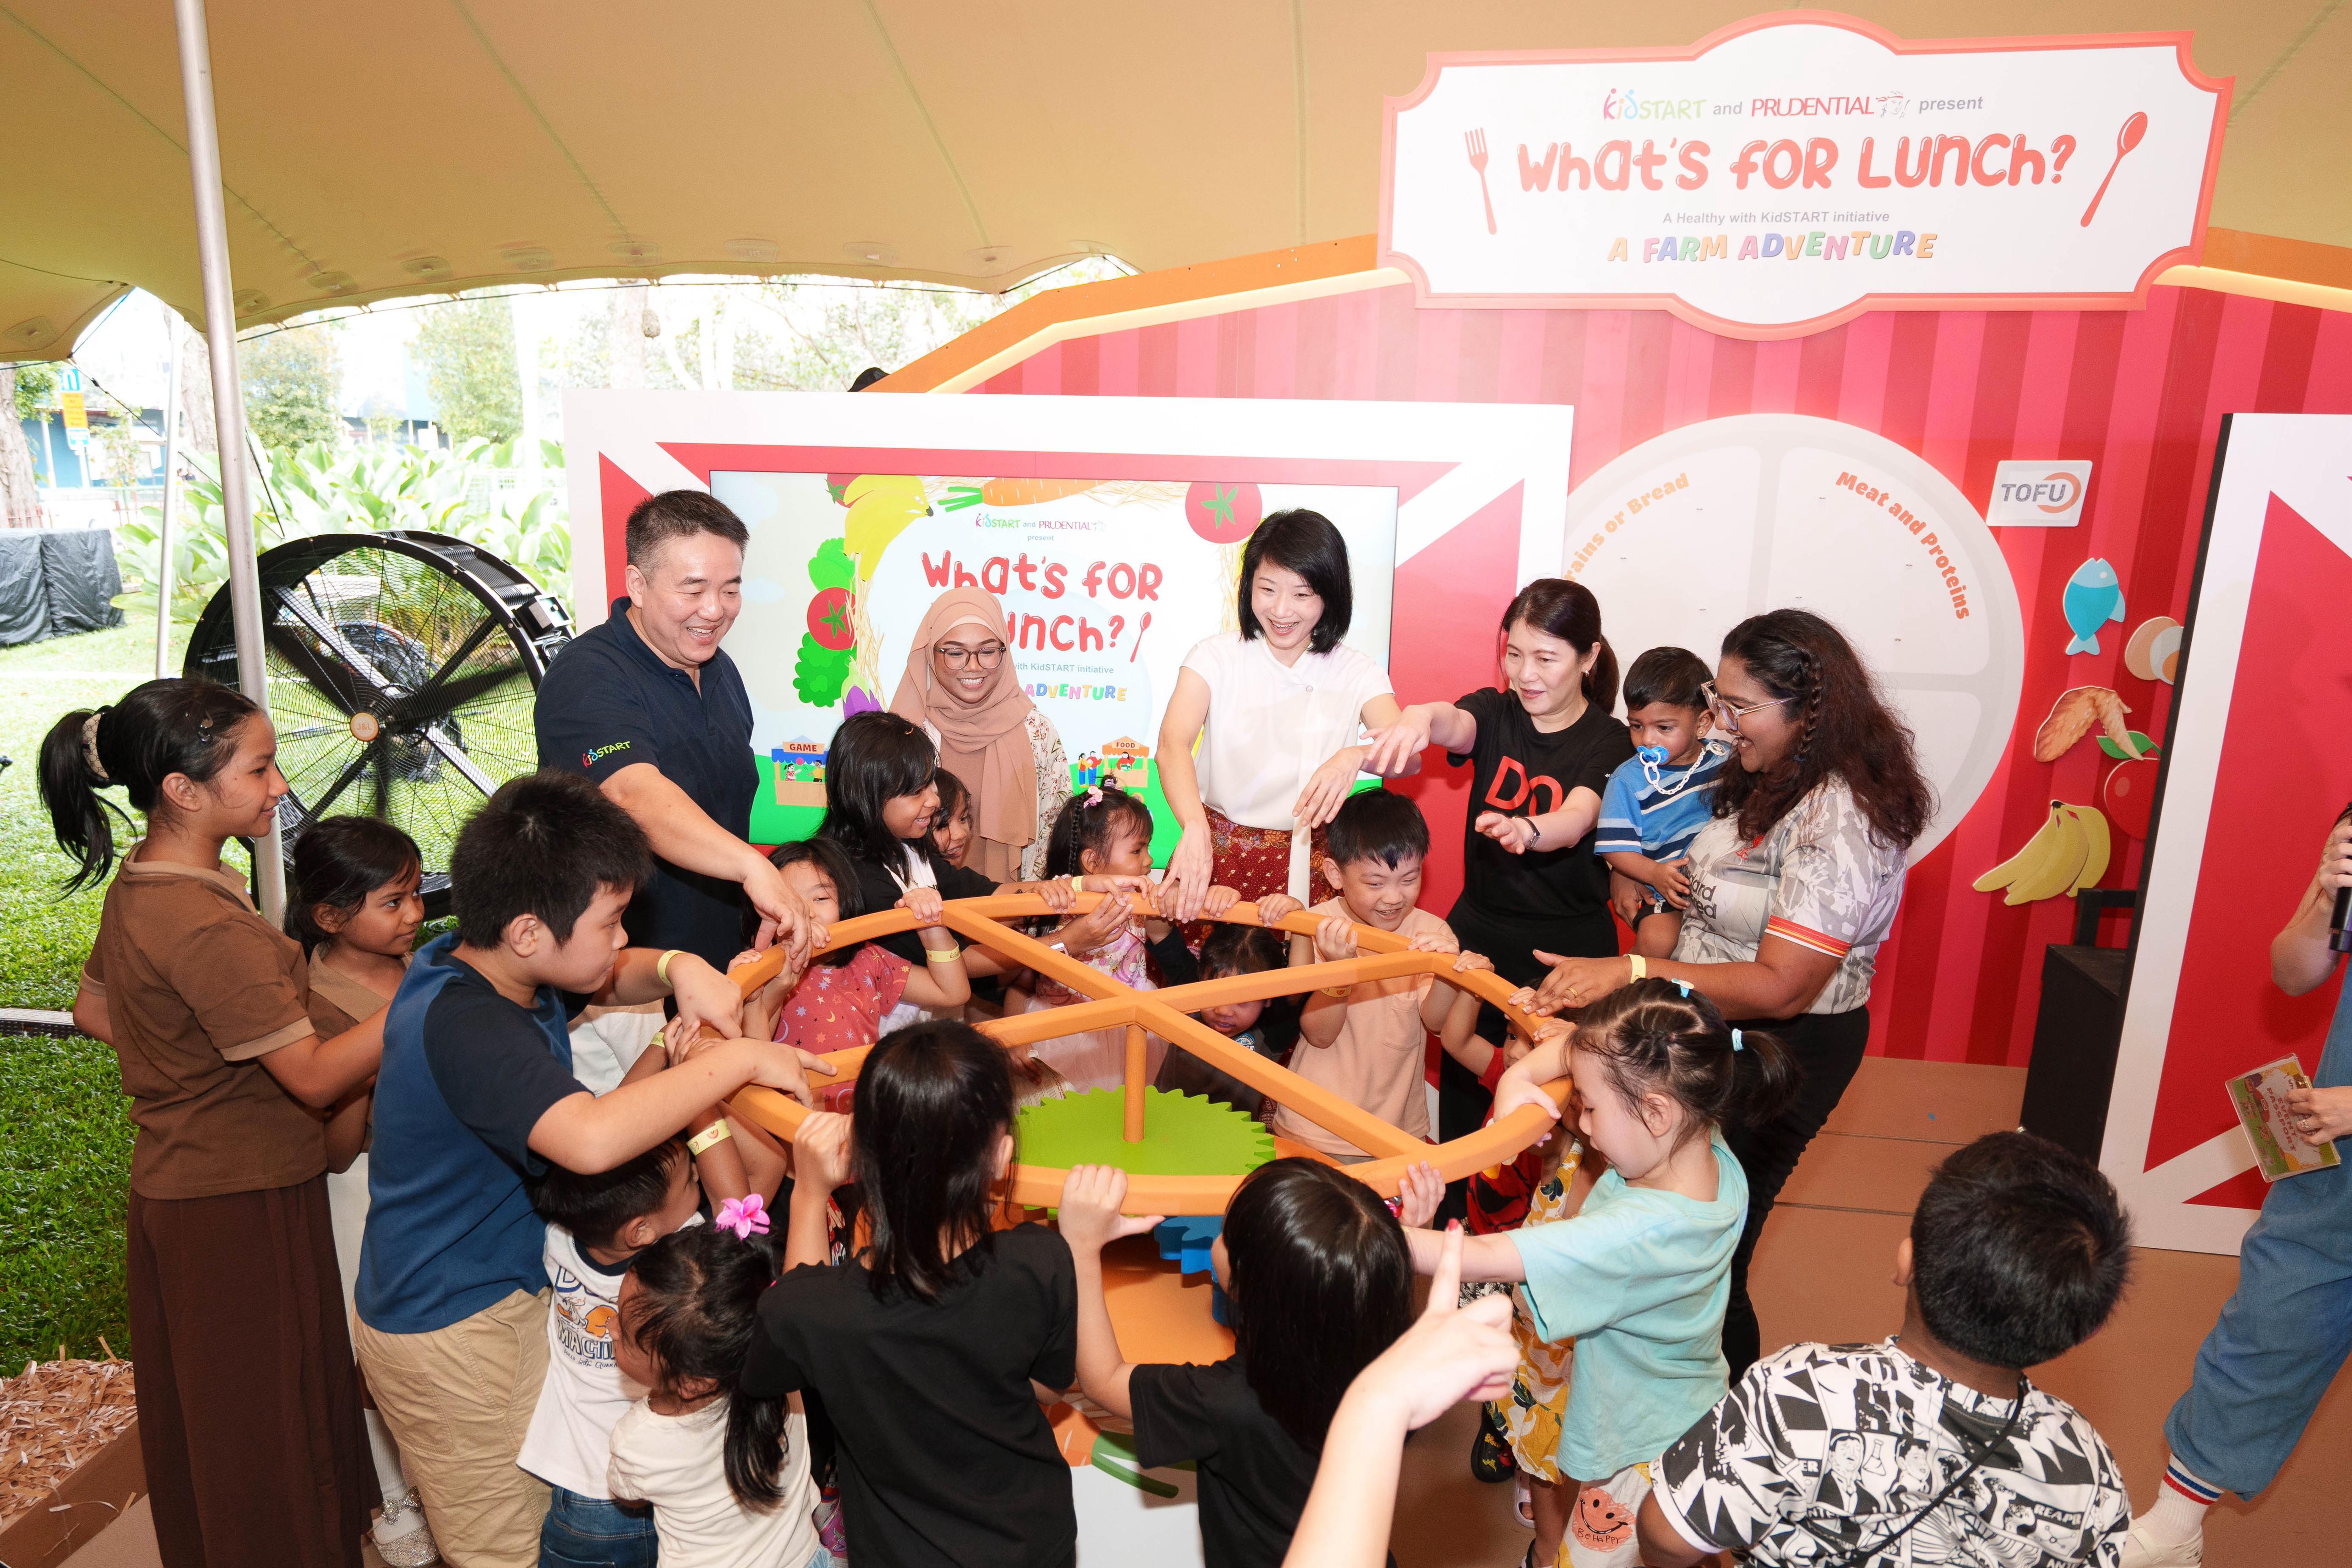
[1205,805,1330,905]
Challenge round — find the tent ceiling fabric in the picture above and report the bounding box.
[4,0,2348,361]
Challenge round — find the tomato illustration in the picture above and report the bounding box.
[806,587,855,651]
[1185,481,1263,544]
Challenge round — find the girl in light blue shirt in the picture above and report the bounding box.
[1400,977,1800,1568]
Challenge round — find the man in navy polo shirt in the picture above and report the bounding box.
[535,490,814,968]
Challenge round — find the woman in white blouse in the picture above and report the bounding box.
[1157,510,1409,920]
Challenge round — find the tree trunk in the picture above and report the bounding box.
[0,366,43,526]
[176,317,217,458]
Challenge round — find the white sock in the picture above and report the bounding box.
[2140,1455,2218,1544]
[365,1410,418,1522]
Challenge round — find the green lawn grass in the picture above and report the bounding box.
[0,617,188,1367]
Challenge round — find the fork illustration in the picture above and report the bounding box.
[1465,128,1496,234]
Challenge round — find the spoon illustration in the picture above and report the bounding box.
[2079,111,2148,228]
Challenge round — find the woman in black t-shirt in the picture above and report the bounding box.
[1057,1157,1416,1568]
[1362,580,1633,1147]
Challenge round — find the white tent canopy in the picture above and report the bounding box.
[6,0,2348,362]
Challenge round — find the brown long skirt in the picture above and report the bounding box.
[127,1177,374,1568]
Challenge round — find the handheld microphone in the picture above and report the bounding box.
[2333,803,2352,955]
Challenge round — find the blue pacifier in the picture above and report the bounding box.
[1636,745,1669,767]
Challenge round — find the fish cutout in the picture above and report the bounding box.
[2062,558,2125,656]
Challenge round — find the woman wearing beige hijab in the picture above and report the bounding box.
[889,587,1073,882]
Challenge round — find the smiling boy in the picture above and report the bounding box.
[1272,789,1493,1161]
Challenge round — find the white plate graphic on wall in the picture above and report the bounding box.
[1561,414,2024,863]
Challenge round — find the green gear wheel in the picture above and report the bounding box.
[1016,1088,1275,1177]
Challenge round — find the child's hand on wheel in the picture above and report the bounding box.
[1396,1161,1445,1228]
[791,1111,854,1193]
[1312,915,1361,963]
[1056,1164,1163,1255]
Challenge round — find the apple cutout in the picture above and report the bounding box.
[2103,756,2159,840]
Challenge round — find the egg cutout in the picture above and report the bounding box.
[2124,616,2181,681]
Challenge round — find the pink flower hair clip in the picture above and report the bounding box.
[714,1194,771,1240]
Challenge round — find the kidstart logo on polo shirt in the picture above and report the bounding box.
[582,741,632,768]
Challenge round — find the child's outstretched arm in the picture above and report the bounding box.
[901,928,972,1009]
[1427,951,1497,1080]
[1295,918,1360,1049]
[785,1112,853,1270]
[1057,1165,1165,1420]
[530,1039,834,1174]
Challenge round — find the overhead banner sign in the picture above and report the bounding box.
[1380,12,2230,338]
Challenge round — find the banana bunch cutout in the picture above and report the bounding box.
[1973,800,2112,905]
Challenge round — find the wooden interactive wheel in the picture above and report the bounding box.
[721,892,1574,1215]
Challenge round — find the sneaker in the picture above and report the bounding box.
[373,1488,441,1568]
[1470,1403,1515,1483]
[2118,1520,2202,1568]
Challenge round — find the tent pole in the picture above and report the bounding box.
[155,322,183,680]
[172,0,283,921]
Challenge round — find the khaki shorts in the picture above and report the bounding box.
[354,1288,552,1568]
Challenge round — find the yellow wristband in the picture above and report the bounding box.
[686,1121,732,1155]
[656,949,684,987]
[1321,984,1352,997]
[924,943,962,964]
[1628,955,1647,983]
[1070,874,1086,894]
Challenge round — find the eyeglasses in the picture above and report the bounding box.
[1701,679,1792,735]
[936,642,1006,671]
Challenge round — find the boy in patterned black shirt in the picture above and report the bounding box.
[1637,1132,2135,1568]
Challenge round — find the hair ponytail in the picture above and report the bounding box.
[1725,1024,1801,1127]
[1572,978,1805,1138]
[1498,578,1617,714]
[38,679,258,893]
[1584,634,1620,716]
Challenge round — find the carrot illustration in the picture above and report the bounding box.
[980,478,1101,507]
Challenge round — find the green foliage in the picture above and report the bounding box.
[808,537,856,591]
[794,635,853,706]
[416,296,522,443]
[240,326,345,453]
[0,1036,134,1367]
[11,361,59,419]
[114,437,571,624]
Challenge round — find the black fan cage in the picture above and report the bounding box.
[185,530,574,915]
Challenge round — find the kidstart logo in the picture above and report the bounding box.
[1601,88,1708,122]
[582,741,633,768]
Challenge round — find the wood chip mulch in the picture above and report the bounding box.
[0,1354,137,1535]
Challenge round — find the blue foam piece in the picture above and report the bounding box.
[1153,1215,1234,1325]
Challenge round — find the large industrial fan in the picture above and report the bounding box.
[185,531,574,914]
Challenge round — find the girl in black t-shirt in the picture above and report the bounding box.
[1057,1158,1416,1568]
[1361,580,1635,1150]
[757,1021,1079,1568]
[814,712,1140,972]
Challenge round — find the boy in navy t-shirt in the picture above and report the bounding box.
[1595,648,1733,958]
[353,771,823,1567]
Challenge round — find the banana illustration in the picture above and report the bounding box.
[842,474,933,580]
[2068,804,2111,894]
[1974,801,2087,905]
[1974,801,2115,904]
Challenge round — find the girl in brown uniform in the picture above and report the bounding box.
[41,679,381,1568]
[287,816,441,1566]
